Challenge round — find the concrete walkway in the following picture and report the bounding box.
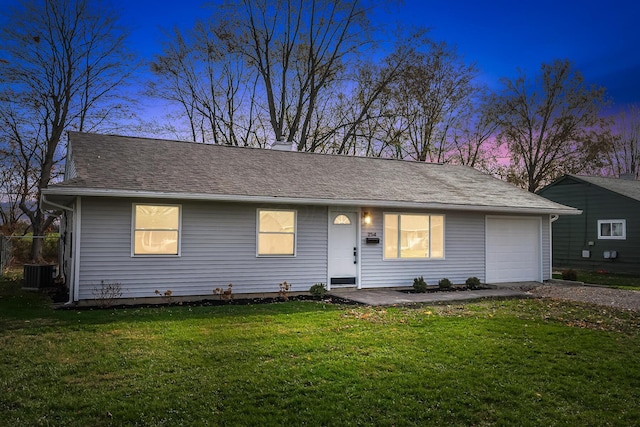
[328,285,531,306]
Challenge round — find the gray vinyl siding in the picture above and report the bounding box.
[77,197,327,300]
[542,216,551,280]
[360,208,486,287]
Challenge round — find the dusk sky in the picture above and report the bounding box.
[0,0,638,108]
[109,0,640,109]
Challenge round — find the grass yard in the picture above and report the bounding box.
[1,277,639,426]
[553,270,640,290]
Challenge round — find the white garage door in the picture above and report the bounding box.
[486,216,541,283]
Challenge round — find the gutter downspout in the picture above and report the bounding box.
[40,194,75,305]
[40,194,74,213]
[548,214,560,282]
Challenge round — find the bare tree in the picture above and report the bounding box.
[324,33,424,156]
[149,3,481,163]
[494,60,609,192]
[0,0,133,261]
[605,104,640,178]
[0,153,26,234]
[149,24,266,146]
[450,92,501,171]
[385,40,478,162]
[218,0,371,149]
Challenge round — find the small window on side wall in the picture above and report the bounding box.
[133,204,181,255]
[597,219,626,240]
[257,209,296,256]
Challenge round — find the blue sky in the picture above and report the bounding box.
[116,0,640,108]
[395,0,640,106]
[1,0,638,107]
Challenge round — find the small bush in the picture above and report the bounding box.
[278,281,292,301]
[213,284,233,301]
[561,269,578,281]
[155,289,174,304]
[413,276,428,293]
[309,283,327,298]
[465,277,482,289]
[93,280,122,308]
[438,278,452,289]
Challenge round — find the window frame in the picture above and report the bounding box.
[383,212,445,260]
[256,208,297,257]
[597,219,626,240]
[131,203,182,257]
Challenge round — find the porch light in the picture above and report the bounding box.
[363,212,371,225]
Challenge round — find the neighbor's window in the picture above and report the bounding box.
[133,204,181,255]
[597,219,626,240]
[257,209,296,256]
[384,213,444,259]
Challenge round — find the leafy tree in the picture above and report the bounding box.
[0,0,133,261]
[494,60,609,192]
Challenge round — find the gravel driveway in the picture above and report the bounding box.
[529,283,640,312]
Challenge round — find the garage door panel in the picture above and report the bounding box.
[486,217,541,283]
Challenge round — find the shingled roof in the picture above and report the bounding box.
[43,132,579,215]
[566,174,640,202]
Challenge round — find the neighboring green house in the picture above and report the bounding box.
[538,174,640,274]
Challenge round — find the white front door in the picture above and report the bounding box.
[328,211,358,287]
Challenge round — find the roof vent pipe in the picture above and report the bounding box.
[619,173,637,180]
[271,139,295,151]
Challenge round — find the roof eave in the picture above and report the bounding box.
[42,187,582,216]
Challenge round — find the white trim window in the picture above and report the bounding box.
[597,219,626,240]
[384,213,444,259]
[257,209,296,256]
[132,204,181,256]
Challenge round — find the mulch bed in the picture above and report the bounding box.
[54,293,360,310]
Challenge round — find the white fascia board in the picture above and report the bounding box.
[42,187,582,216]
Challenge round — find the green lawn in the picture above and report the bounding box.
[553,270,640,290]
[1,277,639,426]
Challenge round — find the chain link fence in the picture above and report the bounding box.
[0,234,59,278]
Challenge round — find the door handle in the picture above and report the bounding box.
[353,247,357,264]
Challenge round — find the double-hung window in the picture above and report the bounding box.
[384,213,444,259]
[597,219,626,240]
[257,209,296,256]
[132,204,181,255]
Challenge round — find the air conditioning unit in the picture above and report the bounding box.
[23,264,56,289]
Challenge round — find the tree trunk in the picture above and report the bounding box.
[29,215,45,263]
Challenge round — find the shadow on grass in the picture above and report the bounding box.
[0,278,353,329]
